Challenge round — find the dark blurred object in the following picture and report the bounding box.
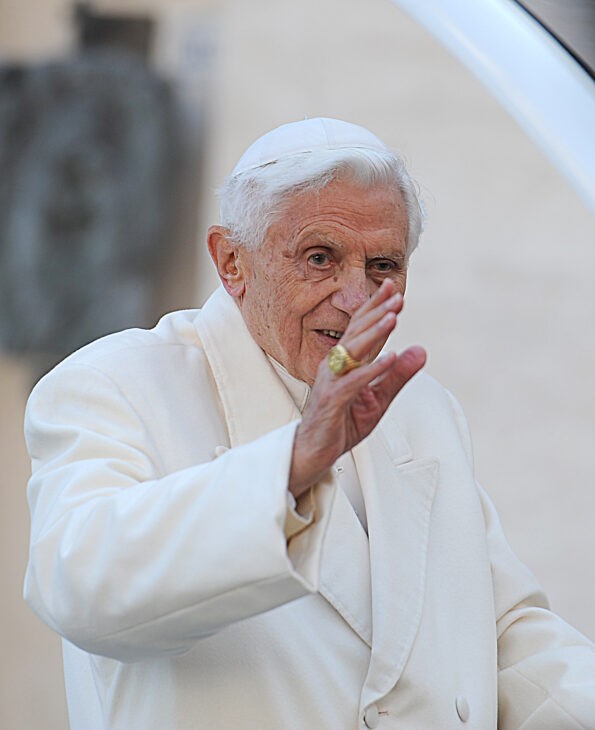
[0,52,180,375]
[516,0,595,77]
[75,2,154,59]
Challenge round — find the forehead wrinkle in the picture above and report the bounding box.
[273,185,408,256]
[281,229,346,256]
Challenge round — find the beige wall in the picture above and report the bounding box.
[1,1,594,728]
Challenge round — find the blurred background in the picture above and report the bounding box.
[1,1,593,727]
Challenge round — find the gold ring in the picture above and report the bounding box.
[327,344,362,376]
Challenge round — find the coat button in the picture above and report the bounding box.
[363,704,380,728]
[455,695,470,722]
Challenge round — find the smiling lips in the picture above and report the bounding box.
[321,329,342,339]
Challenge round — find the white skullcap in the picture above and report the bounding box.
[231,117,391,177]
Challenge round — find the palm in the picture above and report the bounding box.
[345,383,390,448]
[289,349,424,497]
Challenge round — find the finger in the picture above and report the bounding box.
[349,278,397,320]
[345,291,404,343]
[327,347,399,395]
[341,310,398,364]
[370,346,427,400]
[334,345,426,402]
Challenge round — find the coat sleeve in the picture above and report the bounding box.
[23,362,334,663]
[445,389,595,729]
[481,489,595,730]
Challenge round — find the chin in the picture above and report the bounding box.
[294,345,331,384]
[303,361,323,385]
[287,359,314,385]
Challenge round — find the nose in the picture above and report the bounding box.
[330,267,370,316]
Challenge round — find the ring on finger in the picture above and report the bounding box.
[327,344,363,376]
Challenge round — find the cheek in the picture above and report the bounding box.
[248,279,293,338]
[246,265,319,348]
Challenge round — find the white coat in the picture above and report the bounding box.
[24,286,595,729]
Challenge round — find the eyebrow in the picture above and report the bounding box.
[368,252,407,265]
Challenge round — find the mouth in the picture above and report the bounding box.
[314,329,344,347]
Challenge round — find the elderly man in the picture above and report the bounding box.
[25,118,595,729]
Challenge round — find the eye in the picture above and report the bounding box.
[307,250,333,268]
[368,259,398,274]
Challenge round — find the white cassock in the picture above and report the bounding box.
[24,286,595,729]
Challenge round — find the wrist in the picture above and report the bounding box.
[288,427,329,498]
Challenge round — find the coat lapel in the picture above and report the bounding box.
[354,416,440,709]
[318,486,373,647]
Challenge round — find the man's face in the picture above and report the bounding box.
[236,178,409,384]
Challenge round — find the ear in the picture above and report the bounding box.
[207,226,246,299]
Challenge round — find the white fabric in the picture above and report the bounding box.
[231,117,390,176]
[267,355,311,412]
[24,286,595,729]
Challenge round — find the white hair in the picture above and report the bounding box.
[217,147,424,255]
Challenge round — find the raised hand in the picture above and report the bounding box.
[289,280,426,497]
